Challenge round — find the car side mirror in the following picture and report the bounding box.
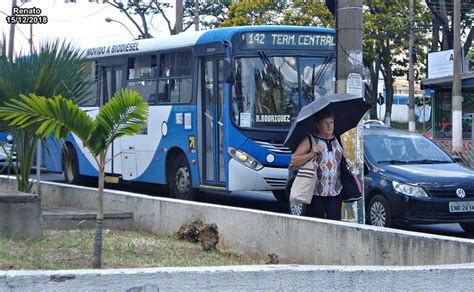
[452,155,462,163]
[223,58,234,84]
[364,163,370,176]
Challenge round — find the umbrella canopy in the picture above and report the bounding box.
[284,93,372,152]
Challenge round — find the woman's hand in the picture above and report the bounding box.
[311,144,322,157]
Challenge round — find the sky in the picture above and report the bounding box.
[0,0,177,55]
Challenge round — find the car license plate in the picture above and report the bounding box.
[449,201,474,213]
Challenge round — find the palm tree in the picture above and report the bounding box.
[0,40,91,192]
[0,89,149,268]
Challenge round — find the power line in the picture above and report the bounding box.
[48,5,109,22]
[37,33,130,40]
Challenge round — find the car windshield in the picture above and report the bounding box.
[364,134,453,164]
[231,55,335,130]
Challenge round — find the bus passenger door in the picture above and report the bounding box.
[202,57,225,186]
[99,65,124,175]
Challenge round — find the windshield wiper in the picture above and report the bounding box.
[407,159,451,164]
[258,50,271,68]
[377,160,410,164]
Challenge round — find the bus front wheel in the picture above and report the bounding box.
[63,145,81,184]
[170,155,195,200]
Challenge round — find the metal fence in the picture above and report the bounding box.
[434,139,473,169]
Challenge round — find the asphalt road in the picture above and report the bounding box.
[33,171,474,239]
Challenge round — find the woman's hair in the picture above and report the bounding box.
[313,109,335,134]
[314,109,335,123]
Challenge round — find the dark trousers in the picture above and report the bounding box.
[306,195,342,221]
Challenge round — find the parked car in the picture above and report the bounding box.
[364,127,474,232]
[0,133,14,162]
[422,116,473,139]
[363,119,388,128]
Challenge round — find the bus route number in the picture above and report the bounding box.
[246,33,265,45]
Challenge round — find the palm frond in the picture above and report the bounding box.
[89,89,149,155]
[0,93,94,142]
[0,39,92,105]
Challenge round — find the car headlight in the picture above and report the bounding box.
[392,181,428,198]
[228,147,263,171]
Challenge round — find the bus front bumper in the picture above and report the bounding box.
[228,159,287,191]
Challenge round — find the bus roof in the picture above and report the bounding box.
[83,25,335,59]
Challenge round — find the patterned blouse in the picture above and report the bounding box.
[312,136,343,197]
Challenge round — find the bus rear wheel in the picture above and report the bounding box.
[170,155,195,200]
[63,145,81,184]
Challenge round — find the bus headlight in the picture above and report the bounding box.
[228,147,263,171]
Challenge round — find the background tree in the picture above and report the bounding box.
[425,0,473,53]
[219,0,333,28]
[0,41,91,192]
[195,0,233,29]
[282,1,334,28]
[363,1,431,123]
[219,0,288,27]
[105,0,233,36]
[0,89,149,269]
[105,0,161,38]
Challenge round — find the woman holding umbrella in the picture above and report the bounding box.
[290,109,344,220]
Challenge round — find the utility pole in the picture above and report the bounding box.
[336,0,364,224]
[175,0,183,34]
[7,0,17,60]
[408,0,416,132]
[194,0,199,31]
[29,24,33,54]
[452,0,462,152]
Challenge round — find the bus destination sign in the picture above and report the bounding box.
[241,32,335,50]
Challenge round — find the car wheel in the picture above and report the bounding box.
[63,144,82,184]
[367,195,392,227]
[170,155,195,200]
[289,202,307,216]
[460,223,474,233]
[272,190,288,202]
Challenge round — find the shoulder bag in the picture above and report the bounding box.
[340,156,362,202]
[289,136,317,205]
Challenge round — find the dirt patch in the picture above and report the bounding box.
[177,220,219,251]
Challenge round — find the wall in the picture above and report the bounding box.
[1,176,473,266]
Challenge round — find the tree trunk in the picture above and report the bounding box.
[383,71,394,127]
[442,27,453,50]
[367,59,381,119]
[92,154,105,269]
[463,28,473,56]
[382,38,394,127]
[431,16,439,52]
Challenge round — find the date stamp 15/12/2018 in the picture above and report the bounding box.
[5,7,48,25]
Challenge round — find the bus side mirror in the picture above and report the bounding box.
[223,58,234,84]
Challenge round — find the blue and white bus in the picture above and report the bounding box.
[43,25,336,201]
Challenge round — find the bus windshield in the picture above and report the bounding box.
[232,55,335,130]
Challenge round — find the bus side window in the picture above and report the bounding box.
[158,50,192,104]
[82,61,98,107]
[127,54,157,105]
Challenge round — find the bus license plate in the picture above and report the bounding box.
[449,201,474,213]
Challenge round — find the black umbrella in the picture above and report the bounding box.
[284,93,372,152]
